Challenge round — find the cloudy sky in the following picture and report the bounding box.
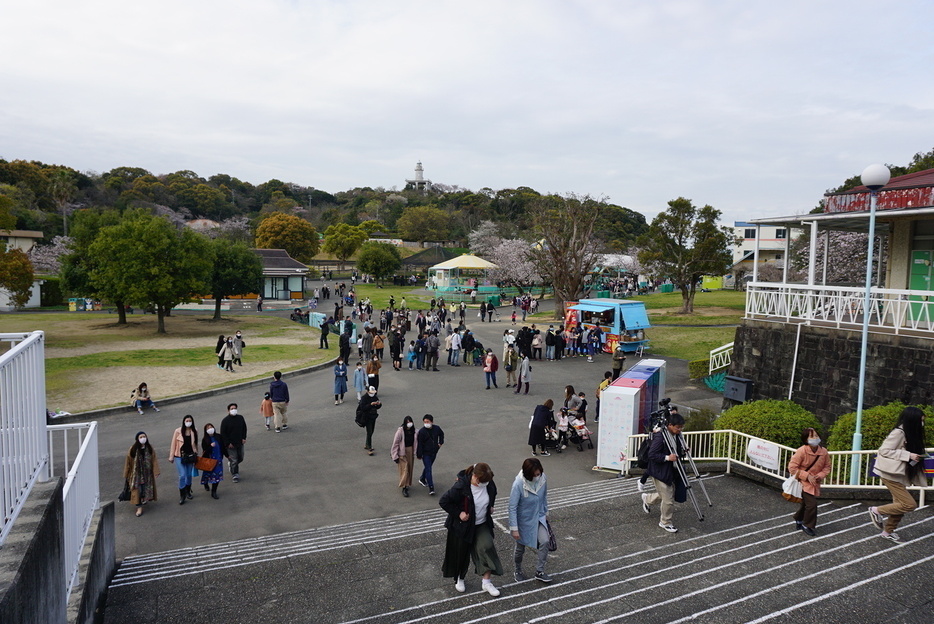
[2,1,932,225]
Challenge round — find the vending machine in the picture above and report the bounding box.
[595,359,666,472]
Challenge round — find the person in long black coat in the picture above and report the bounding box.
[439,462,503,596]
[528,400,554,456]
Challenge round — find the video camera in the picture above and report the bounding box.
[648,398,672,430]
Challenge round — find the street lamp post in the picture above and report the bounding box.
[849,163,891,485]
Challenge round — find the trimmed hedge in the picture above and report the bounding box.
[827,401,934,451]
[688,358,710,379]
[714,399,820,448]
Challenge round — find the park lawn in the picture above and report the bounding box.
[649,312,742,326]
[647,325,738,362]
[351,284,432,310]
[637,289,747,311]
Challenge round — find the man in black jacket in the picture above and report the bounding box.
[220,403,247,483]
[640,412,686,533]
[416,414,445,495]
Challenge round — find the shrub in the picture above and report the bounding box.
[683,407,717,432]
[688,358,710,379]
[714,399,820,448]
[827,401,934,451]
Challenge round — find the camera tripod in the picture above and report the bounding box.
[658,421,713,521]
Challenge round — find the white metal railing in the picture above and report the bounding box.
[624,429,932,506]
[745,282,934,335]
[48,422,100,595]
[0,331,48,545]
[709,342,734,375]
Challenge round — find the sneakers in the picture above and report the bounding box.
[266,424,271,431]
[535,571,552,583]
[794,521,803,531]
[880,532,901,542]
[636,480,645,493]
[659,522,678,533]
[153,407,160,412]
[232,474,240,483]
[641,493,651,514]
[402,487,409,497]
[454,578,466,593]
[282,425,288,430]
[482,581,500,597]
[560,445,567,450]
[275,427,281,433]
[540,451,551,456]
[418,478,428,488]
[429,489,436,496]
[868,507,885,531]
[514,570,527,582]
[137,409,144,415]
[801,526,816,536]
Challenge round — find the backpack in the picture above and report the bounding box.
[415,339,426,354]
[355,406,367,427]
[636,436,652,469]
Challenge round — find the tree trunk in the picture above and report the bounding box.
[680,286,692,314]
[156,304,167,334]
[115,299,127,325]
[213,295,223,321]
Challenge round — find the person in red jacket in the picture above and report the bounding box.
[483,348,499,389]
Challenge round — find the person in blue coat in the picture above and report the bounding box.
[508,457,552,583]
[353,361,367,401]
[333,357,348,405]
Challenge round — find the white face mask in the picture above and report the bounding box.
[207,428,215,435]
[138,437,147,445]
[229,409,238,416]
[406,422,413,428]
[808,438,821,446]
[184,421,193,428]
[424,422,433,429]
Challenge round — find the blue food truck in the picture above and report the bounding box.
[564,298,650,353]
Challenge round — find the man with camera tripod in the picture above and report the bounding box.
[640,411,688,533]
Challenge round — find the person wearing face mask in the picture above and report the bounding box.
[199,422,224,499]
[131,382,159,415]
[439,462,503,597]
[508,457,552,583]
[221,403,247,482]
[353,361,368,401]
[123,431,160,517]
[787,428,832,536]
[356,387,382,455]
[333,357,348,405]
[416,414,445,495]
[231,331,245,366]
[391,416,419,497]
[169,415,199,505]
[218,336,235,372]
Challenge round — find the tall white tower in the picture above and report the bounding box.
[405,161,432,193]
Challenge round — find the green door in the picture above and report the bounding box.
[909,250,933,322]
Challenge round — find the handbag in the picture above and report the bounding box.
[782,455,820,503]
[545,519,557,552]
[118,480,131,502]
[195,456,218,472]
[180,452,198,465]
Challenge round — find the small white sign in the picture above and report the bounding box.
[746,439,780,471]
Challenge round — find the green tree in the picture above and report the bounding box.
[48,169,78,236]
[637,198,736,314]
[60,208,127,321]
[528,194,604,318]
[356,242,402,284]
[358,219,382,235]
[254,212,319,262]
[88,213,212,333]
[396,205,449,242]
[322,223,368,270]
[208,239,264,320]
[0,193,16,229]
[0,243,34,308]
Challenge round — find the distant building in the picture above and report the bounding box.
[405,161,432,193]
[253,249,309,300]
[732,221,791,269]
[0,229,44,310]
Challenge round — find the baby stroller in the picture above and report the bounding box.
[568,416,594,451]
[472,342,485,366]
[543,427,562,453]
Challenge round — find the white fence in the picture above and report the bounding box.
[708,341,734,375]
[623,429,932,506]
[0,331,49,545]
[48,422,100,595]
[745,282,934,335]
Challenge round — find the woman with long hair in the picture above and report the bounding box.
[528,400,554,457]
[868,407,929,542]
[390,415,417,497]
[439,462,503,597]
[787,427,831,536]
[169,415,199,505]
[123,431,160,517]
[199,422,224,500]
